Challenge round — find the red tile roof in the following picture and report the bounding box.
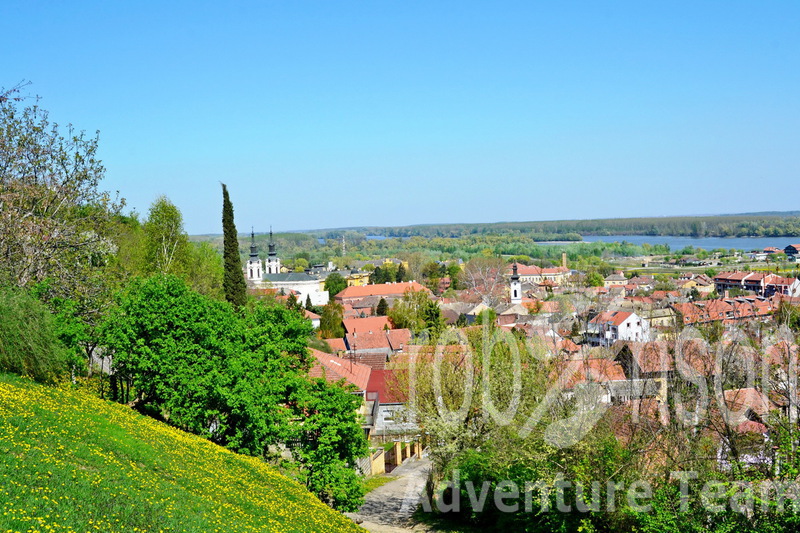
[345,330,392,351]
[590,310,634,326]
[723,388,776,417]
[551,358,627,389]
[353,352,389,370]
[386,329,412,351]
[509,263,569,277]
[324,338,347,352]
[367,369,407,403]
[342,316,391,334]
[616,341,674,374]
[308,349,371,390]
[336,282,429,299]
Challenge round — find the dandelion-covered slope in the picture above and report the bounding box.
[0,374,363,533]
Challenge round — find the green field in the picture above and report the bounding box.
[0,374,363,533]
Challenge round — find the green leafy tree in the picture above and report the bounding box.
[102,275,312,453]
[101,275,367,509]
[305,294,313,311]
[324,272,347,297]
[0,86,122,358]
[688,287,701,301]
[376,297,388,316]
[143,196,189,275]
[319,302,345,339]
[446,263,462,290]
[289,379,369,511]
[184,242,224,300]
[473,308,497,326]
[369,264,398,285]
[369,266,383,285]
[396,262,408,282]
[0,87,122,300]
[0,287,68,383]
[103,275,237,430]
[586,271,604,287]
[420,298,445,338]
[107,214,147,279]
[422,261,443,293]
[221,184,247,308]
[388,289,440,335]
[293,257,309,272]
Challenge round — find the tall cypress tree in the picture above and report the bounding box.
[221,183,247,308]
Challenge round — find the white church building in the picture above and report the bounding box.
[245,230,329,306]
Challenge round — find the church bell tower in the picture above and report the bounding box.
[246,229,263,282]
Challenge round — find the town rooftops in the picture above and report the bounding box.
[335,281,429,299]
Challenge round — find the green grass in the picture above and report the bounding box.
[0,373,363,533]
[362,475,395,493]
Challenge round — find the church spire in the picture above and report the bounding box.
[249,227,258,259]
[268,225,276,256]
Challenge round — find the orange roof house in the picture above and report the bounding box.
[308,349,372,391]
[335,282,430,305]
[342,316,392,334]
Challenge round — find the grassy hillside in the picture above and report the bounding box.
[0,374,363,533]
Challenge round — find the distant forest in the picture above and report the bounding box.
[336,212,800,240]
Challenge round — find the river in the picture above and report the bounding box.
[580,234,794,252]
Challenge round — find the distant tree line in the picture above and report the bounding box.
[346,214,800,239]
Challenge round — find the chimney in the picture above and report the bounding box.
[561,252,567,269]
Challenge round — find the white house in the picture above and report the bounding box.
[587,311,650,347]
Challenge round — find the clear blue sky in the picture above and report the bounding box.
[3,1,799,234]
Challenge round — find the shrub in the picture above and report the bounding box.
[0,287,67,382]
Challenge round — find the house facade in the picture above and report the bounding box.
[714,271,800,297]
[587,311,651,347]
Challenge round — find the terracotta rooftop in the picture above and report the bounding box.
[723,387,776,417]
[551,357,627,389]
[590,310,634,326]
[367,369,407,403]
[343,316,391,334]
[336,281,430,299]
[345,330,392,351]
[324,338,347,353]
[308,348,371,390]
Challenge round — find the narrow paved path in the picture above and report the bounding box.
[347,456,433,532]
